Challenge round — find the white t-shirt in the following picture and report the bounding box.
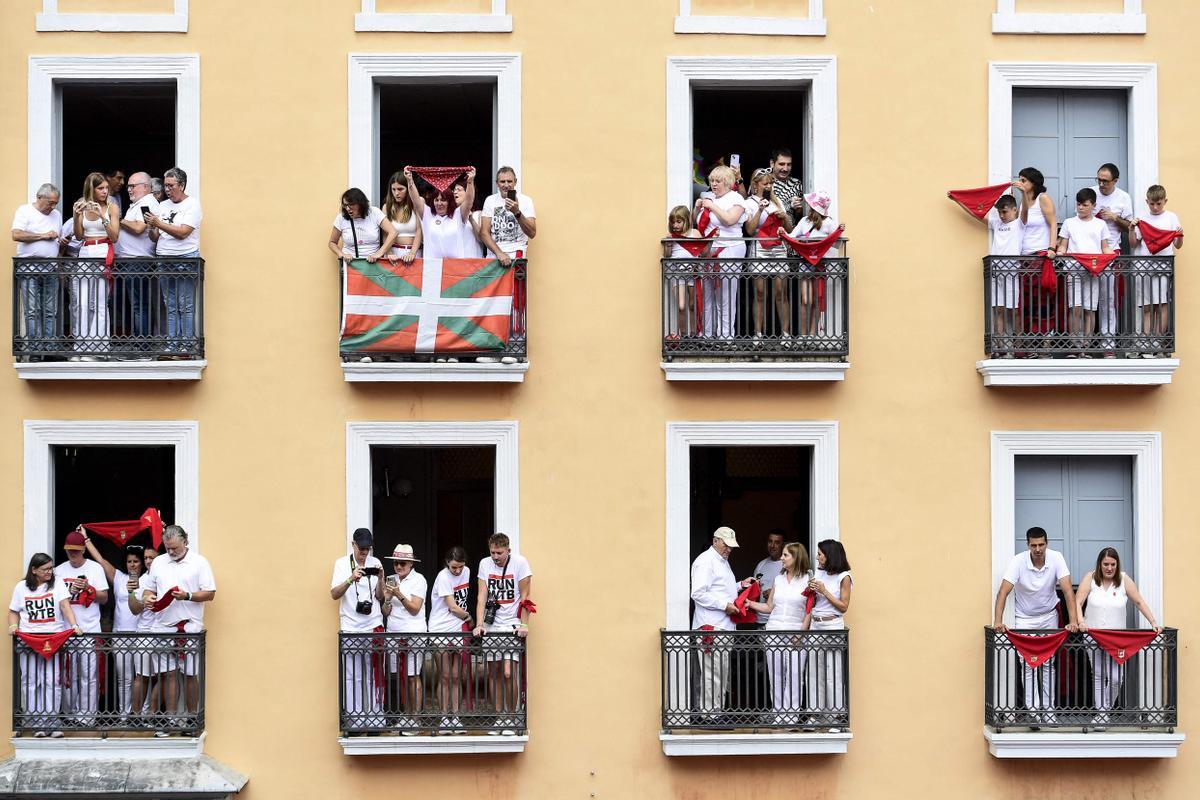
[115,195,159,257]
[707,192,749,242]
[135,572,156,632]
[332,555,383,632]
[462,210,485,258]
[146,548,216,632]
[811,569,852,618]
[429,566,472,633]
[987,210,1024,257]
[790,216,840,240]
[112,569,141,633]
[1092,186,1133,250]
[9,580,70,633]
[1060,215,1109,255]
[385,570,428,633]
[765,571,812,630]
[54,559,109,633]
[421,207,470,260]
[333,207,385,259]
[753,557,785,624]
[482,192,536,255]
[478,553,533,629]
[12,203,63,258]
[1002,549,1070,620]
[1134,209,1182,257]
[155,195,202,256]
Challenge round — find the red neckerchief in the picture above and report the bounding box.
[1066,252,1119,275]
[1137,219,1183,255]
[151,587,180,613]
[82,508,164,549]
[1086,629,1158,665]
[409,166,470,194]
[670,233,708,257]
[781,225,845,266]
[948,183,1011,220]
[1036,250,1058,291]
[730,582,761,624]
[1005,629,1069,668]
[756,212,784,248]
[16,630,74,660]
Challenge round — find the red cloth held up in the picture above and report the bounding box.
[1005,629,1069,668]
[1067,252,1119,276]
[71,586,97,608]
[730,581,761,625]
[151,587,180,613]
[1087,629,1158,665]
[1137,220,1183,255]
[409,167,470,194]
[83,507,164,549]
[948,183,1011,220]
[781,225,845,266]
[670,233,708,257]
[802,586,817,615]
[16,630,74,660]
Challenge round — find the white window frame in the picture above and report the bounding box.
[348,53,520,205]
[988,61,1157,208]
[664,421,838,628]
[36,0,189,33]
[27,54,202,203]
[345,421,520,553]
[675,0,826,36]
[992,0,1145,35]
[666,56,837,218]
[990,431,1163,626]
[355,0,512,33]
[23,421,201,564]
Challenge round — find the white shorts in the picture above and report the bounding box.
[149,628,201,676]
[1135,274,1171,307]
[481,624,521,662]
[990,274,1020,309]
[1066,271,1100,310]
[387,637,425,675]
[749,243,787,275]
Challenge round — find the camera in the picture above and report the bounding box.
[483,599,501,626]
[363,567,381,577]
[355,599,374,616]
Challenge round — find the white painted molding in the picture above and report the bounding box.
[665,422,838,628]
[983,727,1183,758]
[340,734,527,755]
[993,0,1145,35]
[675,0,826,36]
[23,421,201,564]
[345,422,520,553]
[990,431,1163,626]
[37,0,189,33]
[356,0,511,33]
[988,62,1157,206]
[976,358,1177,387]
[661,361,848,381]
[348,53,520,205]
[27,55,201,202]
[12,732,205,761]
[342,361,526,383]
[15,359,206,381]
[661,732,850,756]
[666,57,838,218]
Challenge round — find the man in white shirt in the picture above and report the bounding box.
[116,171,160,357]
[992,527,1079,725]
[751,531,786,628]
[142,525,215,734]
[11,183,62,361]
[690,526,750,719]
[54,531,109,724]
[331,528,385,731]
[1092,163,1134,355]
[147,167,202,357]
[479,167,537,357]
[473,532,532,735]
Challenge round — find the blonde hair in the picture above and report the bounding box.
[783,542,812,580]
[806,206,827,227]
[749,171,772,199]
[81,172,108,206]
[383,171,414,224]
[707,165,736,187]
[1147,184,1167,203]
[668,206,691,231]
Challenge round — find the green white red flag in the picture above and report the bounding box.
[340,258,514,354]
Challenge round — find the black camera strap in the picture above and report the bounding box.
[350,554,375,603]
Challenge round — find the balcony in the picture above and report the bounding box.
[984,627,1184,758]
[659,628,851,756]
[660,240,850,381]
[337,631,528,755]
[339,258,528,383]
[12,256,206,380]
[977,255,1179,386]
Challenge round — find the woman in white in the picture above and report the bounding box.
[382,171,422,264]
[70,172,121,360]
[747,542,812,726]
[82,533,145,717]
[1016,168,1058,354]
[8,553,82,737]
[383,544,427,735]
[428,546,472,733]
[806,539,852,731]
[789,191,841,341]
[404,166,476,260]
[744,169,793,344]
[693,165,749,340]
[327,187,397,265]
[454,183,486,257]
[128,547,159,717]
[1074,547,1161,728]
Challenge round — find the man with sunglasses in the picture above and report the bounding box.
[1091,163,1133,357]
[331,528,385,731]
[115,172,160,357]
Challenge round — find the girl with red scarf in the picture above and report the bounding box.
[744,169,793,345]
[663,206,707,339]
[789,191,840,341]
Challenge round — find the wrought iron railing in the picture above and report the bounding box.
[12,631,206,736]
[982,255,1174,358]
[661,239,849,360]
[12,256,205,362]
[984,627,1177,731]
[338,631,527,736]
[661,628,849,732]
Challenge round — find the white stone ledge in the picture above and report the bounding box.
[339,734,527,755]
[673,16,827,36]
[355,13,512,32]
[11,731,205,760]
[660,732,851,756]
[662,361,849,382]
[992,13,1146,35]
[342,361,527,383]
[976,358,1178,387]
[984,727,1184,758]
[14,360,206,381]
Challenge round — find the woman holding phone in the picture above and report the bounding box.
[70,172,121,360]
[382,544,427,734]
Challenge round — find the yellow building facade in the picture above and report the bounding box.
[0,0,1196,797]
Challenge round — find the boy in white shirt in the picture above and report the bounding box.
[1056,188,1112,356]
[1130,184,1184,356]
[979,194,1024,357]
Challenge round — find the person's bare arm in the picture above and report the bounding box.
[473,578,488,636]
[479,215,512,266]
[12,228,60,244]
[169,588,214,603]
[328,227,345,262]
[516,575,532,636]
[457,168,476,224]
[1074,571,1092,631]
[404,167,426,217]
[1124,577,1161,632]
[82,534,116,584]
[993,580,1014,632]
[1042,194,1058,251]
[371,218,396,262]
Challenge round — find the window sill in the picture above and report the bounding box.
[661,361,849,382]
[10,731,206,761]
[338,734,528,755]
[673,16,827,36]
[354,12,513,32]
[976,358,1178,387]
[991,13,1146,35]
[983,727,1184,758]
[341,361,528,383]
[14,359,206,381]
[660,732,851,756]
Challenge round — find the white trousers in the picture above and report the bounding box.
[1096,272,1117,350]
[693,646,730,716]
[70,247,110,352]
[342,650,382,728]
[20,651,62,729]
[113,643,135,715]
[805,617,845,713]
[1091,648,1123,712]
[65,647,99,723]
[765,636,806,720]
[1016,612,1058,712]
[701,242,744,339]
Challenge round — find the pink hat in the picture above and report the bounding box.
[804,191,832,216]
[385,543,420,562]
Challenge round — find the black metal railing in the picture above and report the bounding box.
[661,239,849,360]
[12,256,205,362]
[338,259,527,363]
[12,631,206,736]
[983,255,1174,358]
[661,628,849,732]
[338,631,528,736]
[984,627,1177,731]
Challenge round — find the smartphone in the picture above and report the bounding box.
[141,206,151,218]
[504,189,517,202]
[386,575,400,587]
[730,153,741,169]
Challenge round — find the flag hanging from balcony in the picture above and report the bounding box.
[781,225,845,266]
[1005,629,1069,668]
[16,630,74,660]
[1086,629,1159,665]
[947,183,1011,220]
[82,508,164,549]
[1137,220,1183,255]
[340,258,514,354]
[1066,252,1119,276]
[409,166,471,194]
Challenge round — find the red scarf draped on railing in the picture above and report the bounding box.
[1005,629,1069,667]
[781,225,845,266]
[16,630,74,660]
[948,183,1011,220]
[730,582,761,624]
[371,625,386,707]
[1137,220,1183,255]
[697,624,716,653]
[82,508,164,549]
[670,233,708,257]
[1087,629,1158,665]
[409,167,471,194]
[1067,252,1119,276]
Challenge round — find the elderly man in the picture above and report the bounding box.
[11,183,63,361]
[993,527,1079,726]
[54,531,109,724]
[147,167,202,357]
[331,528,385,731]
[690,526,750,720]
[1092,163,1134,356]
[142,525,215,736]
[116,172,160,357]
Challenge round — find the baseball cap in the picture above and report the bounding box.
[713,526,740,548]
